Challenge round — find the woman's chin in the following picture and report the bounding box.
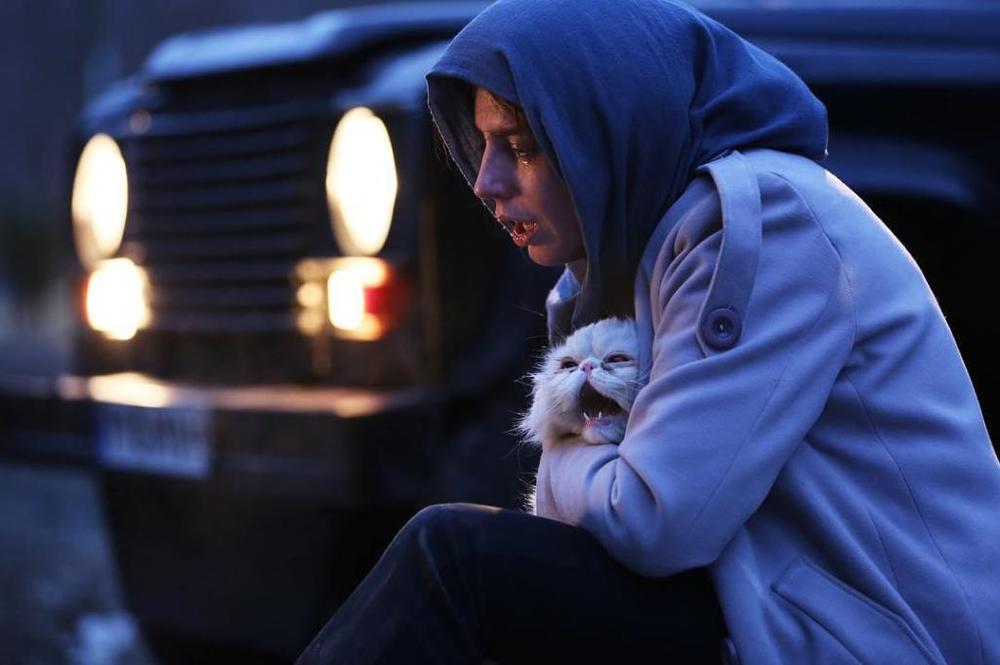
[526,240,585,268]
[526,245,560,267]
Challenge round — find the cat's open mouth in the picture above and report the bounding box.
[579,382,623,421]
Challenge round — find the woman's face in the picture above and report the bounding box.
[472,87,584,267]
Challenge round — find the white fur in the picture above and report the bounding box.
[517,317,639,513]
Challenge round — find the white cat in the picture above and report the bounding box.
[517,317,640,513]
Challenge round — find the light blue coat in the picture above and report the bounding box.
[534,148,1000,664]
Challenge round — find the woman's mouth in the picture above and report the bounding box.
[510,220,538,247]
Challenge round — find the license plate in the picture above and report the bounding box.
[97,404,212,478]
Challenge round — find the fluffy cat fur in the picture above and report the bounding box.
[517,317,640,513]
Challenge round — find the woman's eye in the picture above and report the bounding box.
[605,354,632,363]
[509,140,539,161]
[559,359,578,370]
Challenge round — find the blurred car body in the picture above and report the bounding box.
[2,1,998,661]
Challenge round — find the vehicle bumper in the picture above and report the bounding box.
[0,371,460,658]
[0,371,447,507]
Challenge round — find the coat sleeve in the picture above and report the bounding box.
[534,173,857,577]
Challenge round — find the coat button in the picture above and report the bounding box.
[720,637,741,665]
[702,307,742,350]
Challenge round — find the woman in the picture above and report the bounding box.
[298,1,1000,663]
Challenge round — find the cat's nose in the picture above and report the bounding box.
[581,361,595,374]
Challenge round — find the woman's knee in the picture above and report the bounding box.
[405,502,499,535]
[397,503,501,556]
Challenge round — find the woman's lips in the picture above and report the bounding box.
[510,220,538,247]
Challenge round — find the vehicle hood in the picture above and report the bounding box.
[142,2,486,81]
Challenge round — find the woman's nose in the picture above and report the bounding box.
[473,147,514,201]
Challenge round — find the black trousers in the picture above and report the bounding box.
[296,503,726,664]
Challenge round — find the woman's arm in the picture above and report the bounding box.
[534,174,856,577]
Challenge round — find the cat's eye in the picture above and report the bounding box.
[605,353,632,364]
[559,358,578,370]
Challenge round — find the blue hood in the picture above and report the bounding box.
[426,0,827,335]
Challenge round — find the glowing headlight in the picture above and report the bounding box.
[85,258,150,341]
[325,107,398,256]
[71,134,129,269]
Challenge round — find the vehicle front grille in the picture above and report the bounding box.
[121,100,335,334]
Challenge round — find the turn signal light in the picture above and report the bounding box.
[294,258,409,341]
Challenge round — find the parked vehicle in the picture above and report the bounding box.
[2,1,998,661]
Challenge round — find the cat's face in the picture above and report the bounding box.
[520,317,639,446]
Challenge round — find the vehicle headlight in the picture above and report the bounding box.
[85,258,150,341]
[71,134,129,269]
[325,107,398,256]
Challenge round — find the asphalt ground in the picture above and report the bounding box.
[0,461,153,665]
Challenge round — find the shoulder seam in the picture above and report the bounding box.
[762,170,858,353]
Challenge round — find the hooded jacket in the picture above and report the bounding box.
[427,1,1000,663]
